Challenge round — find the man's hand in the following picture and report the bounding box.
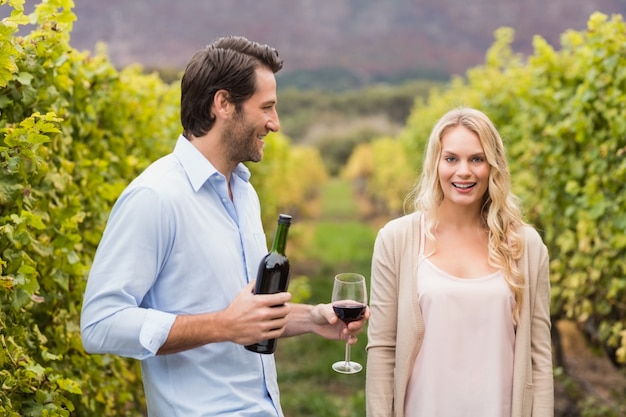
[310,303,370,345]
[220,281,293,345]
[158,281,292,354]
[281,302,370,344]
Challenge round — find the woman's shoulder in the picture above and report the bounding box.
[518,223,549,263]
[519,223,545,246]
[376,212,422,248]
[379,212,421,234]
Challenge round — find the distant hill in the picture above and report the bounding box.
[14,0,626,87]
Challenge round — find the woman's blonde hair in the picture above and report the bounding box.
[408,107,526,323]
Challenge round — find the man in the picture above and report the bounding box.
[80,36,368,417]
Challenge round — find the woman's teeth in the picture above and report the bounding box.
[453,183,475,189]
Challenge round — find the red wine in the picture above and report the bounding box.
[245,214,292,354]
[333,302,366,324]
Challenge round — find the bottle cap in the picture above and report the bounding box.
[278,214,292,225]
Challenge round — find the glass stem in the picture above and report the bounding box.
[344,339,351,365]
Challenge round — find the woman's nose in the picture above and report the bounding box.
[457,160,471,175]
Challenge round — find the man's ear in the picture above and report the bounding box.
[213,89,233,119]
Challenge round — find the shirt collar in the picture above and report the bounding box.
[173,135,251,192]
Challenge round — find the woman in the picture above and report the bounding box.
[366,107,553,417]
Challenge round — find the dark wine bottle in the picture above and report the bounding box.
[245,214,292,354]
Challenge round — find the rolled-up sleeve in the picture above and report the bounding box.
[80,186,176,359]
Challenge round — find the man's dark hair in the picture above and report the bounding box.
[180,36,283,138]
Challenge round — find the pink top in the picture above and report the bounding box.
[404,228,516,417]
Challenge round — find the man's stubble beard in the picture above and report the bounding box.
[222,110,263,164]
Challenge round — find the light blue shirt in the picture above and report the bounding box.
[80,135,283,417]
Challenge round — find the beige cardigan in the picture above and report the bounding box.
[366,212,554,417]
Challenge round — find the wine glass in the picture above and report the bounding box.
[331,272,367,374]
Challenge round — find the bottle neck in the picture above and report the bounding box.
[271,223,290,255]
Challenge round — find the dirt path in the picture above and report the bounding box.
[553,320,626,416]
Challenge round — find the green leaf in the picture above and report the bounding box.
[55,378,82,395]
[16,72,34,85]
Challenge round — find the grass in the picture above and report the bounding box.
[319,178,361,219]
[276,178,377,417]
